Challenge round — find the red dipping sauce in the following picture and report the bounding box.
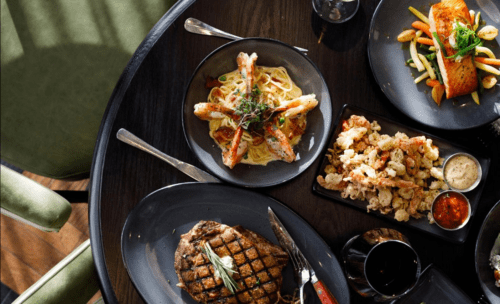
[432,191,470,230]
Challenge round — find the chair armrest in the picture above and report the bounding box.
[13,239,100,304]
[0,165,72,232]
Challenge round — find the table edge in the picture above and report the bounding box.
[88,0,196,303]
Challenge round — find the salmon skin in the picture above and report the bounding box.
[429,0,478,99]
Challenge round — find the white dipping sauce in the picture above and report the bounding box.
[444,155,478,190]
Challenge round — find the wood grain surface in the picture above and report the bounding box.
[91,0,500,303]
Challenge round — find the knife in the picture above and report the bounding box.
[117,128,221,183]
[268,207,339,304]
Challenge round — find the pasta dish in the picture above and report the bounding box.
[194,52,318,169]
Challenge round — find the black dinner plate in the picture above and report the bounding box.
[475,200,500,303]
[182,38,333,188]
[313,104,491,244]
[394,264,474,303]
[368,0,500,130]
[121,183,350,304]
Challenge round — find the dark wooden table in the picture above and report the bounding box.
[89,0,500,303]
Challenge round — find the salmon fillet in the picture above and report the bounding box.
[174,221,289,304]
[429,0,478,99]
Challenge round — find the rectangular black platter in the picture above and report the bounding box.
[312,104,491,244]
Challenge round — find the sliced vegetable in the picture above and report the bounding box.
[412,21,433,38]
[476,46,496,59]
[418,54,436,79]
[398,29,416,42]
[414,71,430,83]
[473,11,481,31]
[426,79,441,87]
[431,84,445,106]
[477,25,499,40]
[475,57,500,66]
[410,37,425,72]
[417,37,434,45]
[475,61,500,75]
[431,60,444,84]
[409,6,429,24]
[482,75,498,89]
[471,91,480,105]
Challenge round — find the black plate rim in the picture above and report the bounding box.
[394,263,475,303]
[474,199,500,302]
[120,182,350,304]
[312,103,491,244]
[181,37,333,188]
[367,0,500,131]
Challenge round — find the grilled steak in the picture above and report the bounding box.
[174,221,289,303]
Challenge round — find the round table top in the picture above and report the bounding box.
[88,0,500,303]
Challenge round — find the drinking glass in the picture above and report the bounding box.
[341,228,421,302]
[312,0,360,24]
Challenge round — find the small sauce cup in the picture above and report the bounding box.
[443,152,482,192]
[431,190,471,231]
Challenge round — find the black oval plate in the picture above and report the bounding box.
[182,38,333,187]
[368,0,500,130]
[475,200,500,303]
[121,183,350,304]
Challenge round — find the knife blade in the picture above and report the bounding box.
[268,207,339,304]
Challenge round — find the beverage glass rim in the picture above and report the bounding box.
[363,240,421,299]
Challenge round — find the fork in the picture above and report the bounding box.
[287,247,311,304]
[184,18,308,53]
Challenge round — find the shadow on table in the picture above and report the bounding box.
[310,2,367,52]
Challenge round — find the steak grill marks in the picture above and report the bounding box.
[179,228,283,304]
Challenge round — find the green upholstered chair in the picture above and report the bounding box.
[1,0,176,180]
[1,0,177,302]
[1,165,100,304]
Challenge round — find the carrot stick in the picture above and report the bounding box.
[475,57,500,66]
[417,37,434,46]
[412,21,432,38]
[426,79,441,87]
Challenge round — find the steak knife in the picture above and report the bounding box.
[268,207,339,304]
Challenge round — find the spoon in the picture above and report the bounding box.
[184,18,308,53]
[116,128,221,183]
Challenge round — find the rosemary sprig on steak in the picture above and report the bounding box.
[202,242,240,294]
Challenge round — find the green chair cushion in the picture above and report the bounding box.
[0,165,72,232]
[13,239,99,304]
[1,0,176,179]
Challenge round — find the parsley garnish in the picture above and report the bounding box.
[446,21,482,59]
[219,75,227,81]
[234,85,269,130]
